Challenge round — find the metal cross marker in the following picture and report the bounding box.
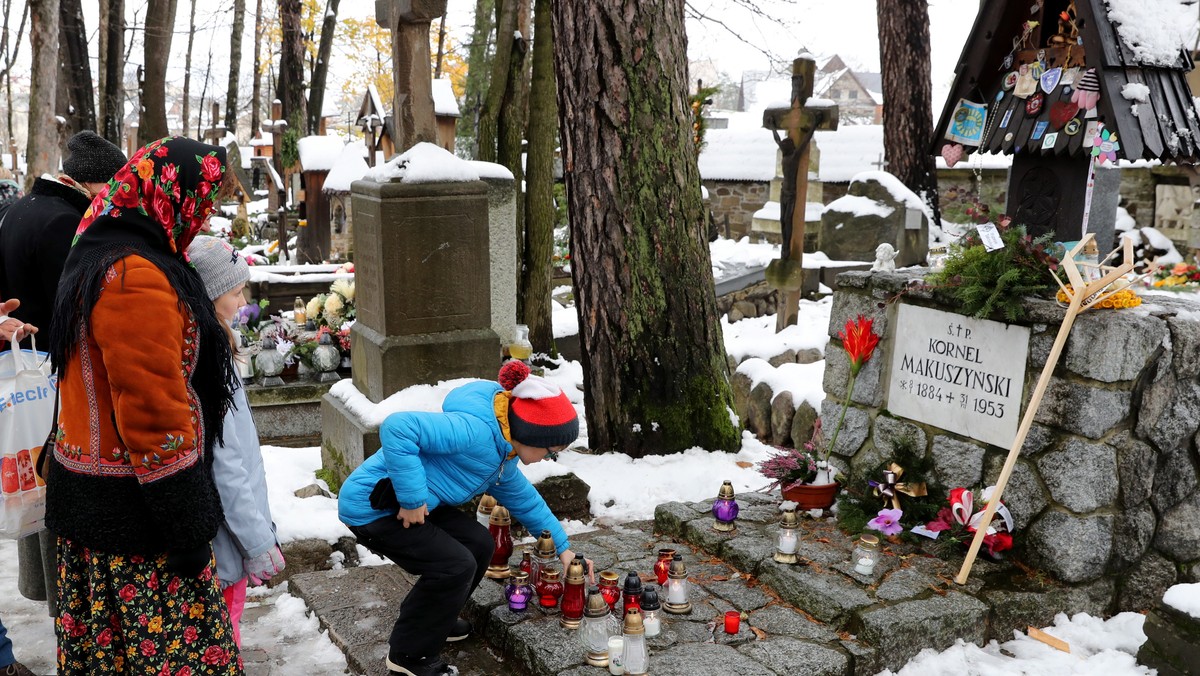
[762,56,839,330]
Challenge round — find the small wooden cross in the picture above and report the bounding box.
[203,102,228,146]
[762,56,839,331]
[261,99,290,262]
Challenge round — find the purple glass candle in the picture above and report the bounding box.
[712,480,739,532]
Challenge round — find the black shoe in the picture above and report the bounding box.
[386,653,458,676]
[446,617,472,642]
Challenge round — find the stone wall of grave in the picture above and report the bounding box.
[715,280,779,323]
[818,269,1200,610]
[703,179,769,240]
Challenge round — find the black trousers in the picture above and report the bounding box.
[349,506,495,659]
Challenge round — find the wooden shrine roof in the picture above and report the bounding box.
[932,0,1200,164]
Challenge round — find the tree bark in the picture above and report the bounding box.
[27,0,60,192]
[458,0,494,158]
[551,0,739,456]
[224,0,245,134]
[499,0,530,307]
[181,0,197,136]
[477,0,517,163]
[250,0,263,136]
[307,0,339,135]
[58,0,94,134]
[521,0,555,353]
[278,0,306,137]
[140,0,178,145]
[877,0,940,224]
[98,0,123,145]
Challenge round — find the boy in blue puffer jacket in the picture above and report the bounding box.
[338,361,592,676]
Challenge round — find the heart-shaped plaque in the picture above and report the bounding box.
[941,143,965,168]
[1049,100,1080,130]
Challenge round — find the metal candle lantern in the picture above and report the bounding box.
[621,571,644,615]
[533,529,558,582]
[620,608,649,676]
[485,506,513,579]
[504,570,533,612]
[653,548,675,585]
[773,506,800,564]
[312,332,342,382]
[581,586,612,667]
[476,494,497,527]
[255,337,285,387]
[663,554,691,614]
[537,568,564,608]
[598,570,622,612]
[560,556,587,629]
[711,480,739,532]
[640,586,662,638]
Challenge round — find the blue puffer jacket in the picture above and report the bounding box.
[337,380,571,554]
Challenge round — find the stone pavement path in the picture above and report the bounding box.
[294,492,1118,675]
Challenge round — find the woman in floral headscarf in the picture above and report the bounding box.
[46,137,242,675]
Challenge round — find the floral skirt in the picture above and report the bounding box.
[56,537,243,675]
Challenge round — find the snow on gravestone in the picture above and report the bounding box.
[886,304,1030,448]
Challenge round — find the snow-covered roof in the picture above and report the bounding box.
[324,142,370,193]
[321,97,341,119]
[367,84,386,116]
[250,132,273,147]
[297,135,346,172]
[698,128,777,182]
[813,125,884,182]
[432,78,460,117]
[1106,0,1191,67]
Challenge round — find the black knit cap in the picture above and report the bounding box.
[62,130,128,183]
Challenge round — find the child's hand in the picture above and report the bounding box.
[397,504,428,528]
[560,549,595,585]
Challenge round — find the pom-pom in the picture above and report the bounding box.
[498,360,531,391]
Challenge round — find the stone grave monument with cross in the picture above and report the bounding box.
[320,0,501,483]
[762,55,839,330]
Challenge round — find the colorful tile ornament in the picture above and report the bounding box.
[1040,67,1062,93]
[1031,120,1049,140]
[1091,123,1120,164]
[1042,132,1059,149]
[946,99,988,146]
[1026,92,1044,116]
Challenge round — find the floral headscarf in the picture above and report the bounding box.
[75,136,227,255]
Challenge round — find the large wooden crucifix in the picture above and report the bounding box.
[202,102,227,146]
[762,56,838,331]
[262,99,290,262]
[376,0,445,153]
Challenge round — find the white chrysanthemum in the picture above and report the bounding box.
[331,279,355,303]
[305,296,323,320]
[324,293,344,318]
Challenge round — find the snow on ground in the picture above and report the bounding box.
[722,297,831,362]
[1163,582,1200,619]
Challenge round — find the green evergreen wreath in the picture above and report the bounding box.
[836,433,944,539]
[925,224,1059,322]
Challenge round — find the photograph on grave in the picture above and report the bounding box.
[886,303,1030,448]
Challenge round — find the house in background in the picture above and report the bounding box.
[815,55,883,125]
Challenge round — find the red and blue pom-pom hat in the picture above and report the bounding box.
[498,361,579,450]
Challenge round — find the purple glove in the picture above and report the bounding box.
[245,545,286,585]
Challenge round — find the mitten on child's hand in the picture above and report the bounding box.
[166,543,212,578]
[245,545,286,586]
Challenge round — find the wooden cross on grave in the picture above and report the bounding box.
[762,56,839,331]
[203,102,227,146]
[376,0,445,152]
[261,99,290,262]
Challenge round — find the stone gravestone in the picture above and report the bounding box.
[819,172,929,267]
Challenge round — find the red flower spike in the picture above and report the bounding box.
[838,315,880,376]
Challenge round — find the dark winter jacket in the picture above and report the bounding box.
[0,177,93,335]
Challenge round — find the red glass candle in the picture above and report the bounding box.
[654,548,675,585]
[560,557,587,628]
[537,568,564,608]
[519,547,533,578]
[598,570,622,612]
[622,571,644,615]
[724,610,740,634]
[485,506,514,579]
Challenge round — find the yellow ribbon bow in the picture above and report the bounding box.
[872,463,928,511]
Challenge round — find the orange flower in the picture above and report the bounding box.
[839,315,880,376]
[136,157,154,180]
[1172,262,1191,276]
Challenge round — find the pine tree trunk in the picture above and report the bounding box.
[521,0,555,353]
[26,0,59,192]
[224,0,245,134]
[499,0,530,305]
[458,0,494,158]
[551,0,739,456]
[877,0,940,224]
[477,0,517,163]
[278,0,306,135]
[250,0,263,136]
[58,0,94,133]
[98,0,123,145]
[307,0,339,135]
[140,0,178,145]
[181,0,197,136]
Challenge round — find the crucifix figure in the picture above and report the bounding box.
[762,56,839,330]
[262,99,290,262]
[376,0,445,152]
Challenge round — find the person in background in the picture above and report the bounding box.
[186,235,285,647]
[46,136,242,675]
[0,130,128,616]
[0,297,37,676]
[338,360,592,676]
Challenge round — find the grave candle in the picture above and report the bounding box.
[607,637,625,675]
[504,571,532,612]
[560,556,587,629]
[622,571,644,615]
[723,610,741,634]
[476,494,497,527]
[640,586,662,638]
[773,506,800,564]
[653,548,675,585]
[485,506,513,579]
[537,568,564,608]
[518,547,533,579]
[582,586,612,667]
[663,554,691,614]
[533,529,558,583]
[598,570,622,613]
[851,533,880,577]
[711,480,739,532]
[620,609,649,676]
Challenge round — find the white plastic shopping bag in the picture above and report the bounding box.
[0,335,56,538]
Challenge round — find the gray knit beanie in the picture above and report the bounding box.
[62,130,128,183]
[187,235,251,301]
